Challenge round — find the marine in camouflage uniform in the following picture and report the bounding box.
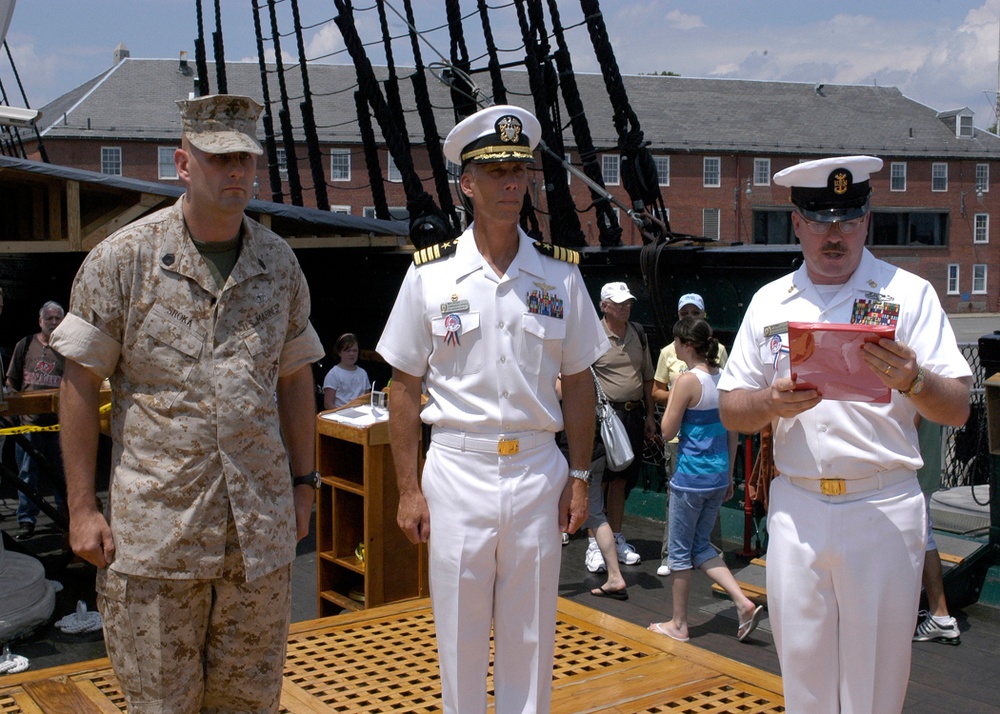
[52,95,324,714]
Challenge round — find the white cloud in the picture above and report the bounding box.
[665,10,704,31]
[305,21,346,63]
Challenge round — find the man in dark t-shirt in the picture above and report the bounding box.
[6,301,67,540]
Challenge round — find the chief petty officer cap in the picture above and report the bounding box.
[773,155,883,223]
[176,94,264,156]
[443,104,542,167]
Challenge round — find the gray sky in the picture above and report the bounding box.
[4,0,1000,128]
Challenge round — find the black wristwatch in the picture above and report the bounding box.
[292,470,321,489]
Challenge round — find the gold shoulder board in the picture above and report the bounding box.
[532,241,580,265]
[413,240,459,266]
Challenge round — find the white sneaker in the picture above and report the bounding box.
[585,542,607,573]
[913,610,960,644]
[615,533,641,565]
[656,561,671,576]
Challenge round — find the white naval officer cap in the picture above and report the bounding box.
[443,104,541,167]
[774,155,883,223]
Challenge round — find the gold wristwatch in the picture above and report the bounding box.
[899,367,925,398]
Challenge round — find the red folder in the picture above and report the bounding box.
[788,322,896,403]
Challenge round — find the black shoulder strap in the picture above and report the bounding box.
[629,321,647,351]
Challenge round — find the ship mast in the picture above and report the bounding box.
[995,16,1000,132]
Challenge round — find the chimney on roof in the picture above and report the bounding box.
[113,43,130,65]
[178,51,192,76]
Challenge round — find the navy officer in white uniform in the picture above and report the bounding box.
[377,105,608,714]
[718,156,971,714]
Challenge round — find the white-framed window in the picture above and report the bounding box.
[702,208,720,240]
[959,115,974,138]
[931,163,948,192]
[703,157,721,187]
[446,160,462,180]
[101,146,122,176]
[330,149,351,181]
[753,158,770,186]
[890,162,906,192]
[275,147,288,177]
[947,264,959,295]
[387,154,402,183]
[654,155,670,186]
[330,205,351,214]
[157,146,178,180]
[974,213,989,243]
[973,264,987,294]
[602,154,620,185]
[976,163,990,193]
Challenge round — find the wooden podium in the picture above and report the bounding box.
[315,397,428,615]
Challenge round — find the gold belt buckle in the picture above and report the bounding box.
[820,478,846,496]
[497,438,520,455]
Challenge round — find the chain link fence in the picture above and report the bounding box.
[940,343,991,493]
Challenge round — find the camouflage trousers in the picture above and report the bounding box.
[97,515,292,714]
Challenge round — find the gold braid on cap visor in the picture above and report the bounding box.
[461,145,534,163]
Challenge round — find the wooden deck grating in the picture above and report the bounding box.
[0,598,784,713]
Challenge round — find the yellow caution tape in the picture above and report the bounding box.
[0,400,112,435]
[0,423,60,435]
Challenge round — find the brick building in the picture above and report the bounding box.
[26,54,1000,312]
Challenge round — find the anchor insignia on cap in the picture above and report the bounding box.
[496,116,522,143]
[832,171,849,195]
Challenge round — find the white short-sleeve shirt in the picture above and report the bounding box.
[323,364,371,407]
[377,226,608,433]
[719,248,971,479]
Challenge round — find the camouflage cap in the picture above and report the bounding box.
[176,94,264,156]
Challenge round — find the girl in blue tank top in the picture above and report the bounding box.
[648,317,763,644]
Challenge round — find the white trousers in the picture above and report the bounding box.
[423,437,565,714]
[766,475,925,714]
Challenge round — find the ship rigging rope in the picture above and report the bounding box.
[545,0,621,247]
[400,0,461,234]
[334,0,449,248]
[476,0,508,105]
[212,0,228,94]
[289,0,330,209]
[0,74,27,159]
[512,0,584,247]
[375,0,411,159]
[444,0,476,123]
[355,90,390,220]
[193,0,209,96]
[250,0,285,202]
[265,0,305,205]
[1,41,47,162]
[579,0,666,242]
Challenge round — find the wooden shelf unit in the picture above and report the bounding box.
[315,403,427,615]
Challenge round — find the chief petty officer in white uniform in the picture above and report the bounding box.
[377,105,608,714]
[717,156,972,714]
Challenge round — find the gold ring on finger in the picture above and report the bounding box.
[884,364,892,375]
